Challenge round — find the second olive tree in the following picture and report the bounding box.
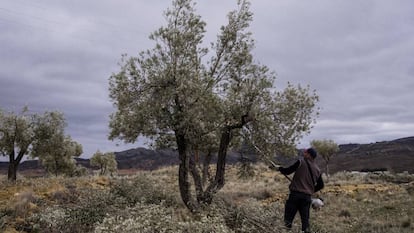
[90,150,117,176]
[311,139,339,177]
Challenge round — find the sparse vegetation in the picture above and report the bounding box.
[1,165,413,233]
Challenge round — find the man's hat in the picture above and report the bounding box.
[307,148,317,159]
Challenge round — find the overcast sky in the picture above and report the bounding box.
[1,0,413,159]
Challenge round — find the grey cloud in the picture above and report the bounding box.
[1,0,413,158]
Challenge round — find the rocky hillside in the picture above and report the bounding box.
[115,148,179,170]
[1,137,413,174]
[322,136,414,174]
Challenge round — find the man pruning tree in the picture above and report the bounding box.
[277,148,324,233]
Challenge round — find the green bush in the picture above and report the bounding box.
[109,175,178,207]
[29,188,116,233]
[94,201,232,233]
[0,208,13,231]
[219,198,279,233]
[30,206,66,233]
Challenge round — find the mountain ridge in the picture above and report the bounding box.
[1,136,413,174]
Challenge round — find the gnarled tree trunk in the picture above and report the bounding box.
[8,149,26,181]
[8,161,18,181]
[177,115,251,211]
[177,133,199,212]
[202,151,212,185]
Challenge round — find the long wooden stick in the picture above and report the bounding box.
[242,126,292,182]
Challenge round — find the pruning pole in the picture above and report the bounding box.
[242,127,292,182]
[250,143,292,182]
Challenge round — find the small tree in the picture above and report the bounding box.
[90,151,117,176]
[69,165,89,177]
[35,137,82,177]
[31,111,83,177]
[0,107,79,181]
[0,107,31,181]
[311,139,339,177]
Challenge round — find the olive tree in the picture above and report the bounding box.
[311,139,339,177]
[0,107,81,180]
[0,107,33,181]
[109,0,319,211]
[90,150,117,175]
[31,111,82,177]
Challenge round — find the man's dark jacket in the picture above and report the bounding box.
[279,158,324,194]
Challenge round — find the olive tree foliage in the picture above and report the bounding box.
[90,150,117,176]
[0,107,34,181]
[311,139,339,177]
[108,0,318,211]
[0,107,81,180]
[31,111,83,177]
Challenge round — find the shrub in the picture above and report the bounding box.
[94,201,232,233]
[403,182,414,195]
[216,198,280,233]
[30,188,116,233]
[50,188,79,205]
[338,209,351,218]
[61,189,116,233]
[109,174,178,207]
[69,165,89,177]
[0,208,13,231]
[12,191,38,218]
[237,162,255,179]
[30,206,66,233]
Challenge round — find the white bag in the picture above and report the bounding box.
[311,198,324,210]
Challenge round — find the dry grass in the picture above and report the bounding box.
[1,165,413,232]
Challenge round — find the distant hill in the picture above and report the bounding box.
[320,137,414,174]
[115,148,179,170]
[1,137,413,174]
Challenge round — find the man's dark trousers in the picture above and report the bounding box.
[284,191,312,232]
